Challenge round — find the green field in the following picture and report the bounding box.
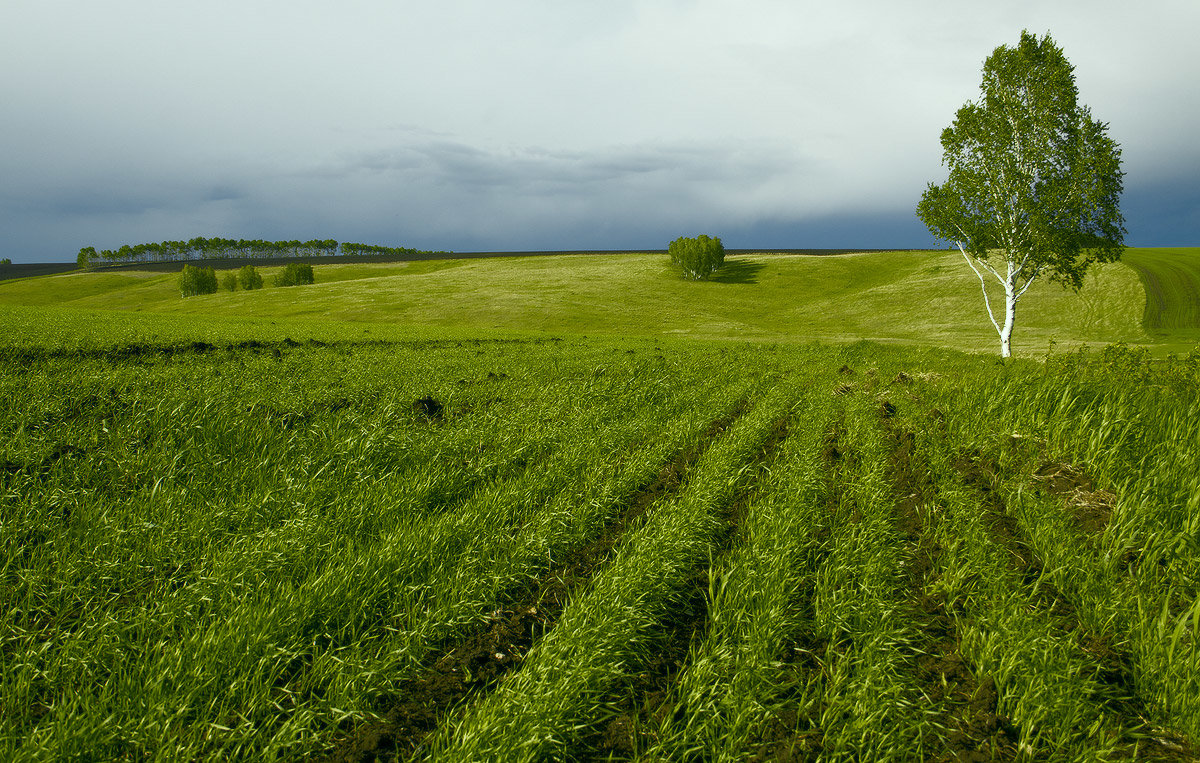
[2,249,1199,760]
[8,248,1199,354]
[1124,248,1200,340]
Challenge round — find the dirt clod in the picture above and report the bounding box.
[412,397,444,420]
[1033,461,1093,494]
[1032,462,1116,536]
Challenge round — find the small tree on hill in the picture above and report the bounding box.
[179,264,218,297]
[237,265,264,290]
[76,247,97,269]
[221,271,238,291]
[273,262,315,287]
[916,30,1125,357]
[669,234,726,280]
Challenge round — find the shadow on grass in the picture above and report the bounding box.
[708,260,766,284]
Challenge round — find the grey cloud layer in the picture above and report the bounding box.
[1,0,1196,260]
[324,139,790,191]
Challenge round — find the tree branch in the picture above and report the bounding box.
[956,242,1003,337]
[1014,264,1043,299]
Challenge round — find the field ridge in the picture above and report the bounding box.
[326,398,755,761]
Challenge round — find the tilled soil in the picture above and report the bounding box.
[884,412,1020,761]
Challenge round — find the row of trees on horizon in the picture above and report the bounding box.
[76,238,451,267]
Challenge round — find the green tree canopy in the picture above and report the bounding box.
[668,234,726,280]
[273,262,314,287]
[237,265,264,291]
[179,264,218,297]
[916,30,1125,357]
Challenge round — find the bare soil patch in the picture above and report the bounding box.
[883,415,1019,760]
[1032,461,1116,538]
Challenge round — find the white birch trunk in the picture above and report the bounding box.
[1000,274,1017,358]
[957,242,1026,358]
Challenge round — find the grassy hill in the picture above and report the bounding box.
[1124,248,1200,337]
[1,247,1197,354]
[4,249,1200,759]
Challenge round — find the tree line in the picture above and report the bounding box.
[180,263,314,297]
[77,238,450,268]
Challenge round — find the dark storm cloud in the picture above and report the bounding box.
[322,139,785,191]
[1124,177,1200,246]
[1,1,1196,261]
[8,182,245,218]
[17,189,170,218]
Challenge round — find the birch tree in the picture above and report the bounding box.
[668,234,726,280]
[917,30,1125,357]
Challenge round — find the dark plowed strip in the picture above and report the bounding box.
[819,413,858,513]
[0,336,574,367]
[953,451,1049,587]
[820,421,847,467]
[952,451,1194,760]
[749,585,830,760]
[586,415,793,758]
[585,572,711,759]
[882,409,1020,760]
[323,401,753,763]
[821,416,862,526]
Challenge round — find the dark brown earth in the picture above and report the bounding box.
[751,634,837,761]
[0,336,574,369]
[410,396,443,420]
[1032,461,1115,538]
[883,408,1020,761]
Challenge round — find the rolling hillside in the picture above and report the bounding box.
[1124,248,1200,338]
[1,247,1196,355]
[3,249,1200,759]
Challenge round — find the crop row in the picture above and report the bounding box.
[1,339,769,759]
[2,337,1198,760]
[386,354,1198,761]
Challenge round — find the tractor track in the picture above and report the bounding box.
[324,401,755,762]
[585,413,793,758]
[952,450,1194,760]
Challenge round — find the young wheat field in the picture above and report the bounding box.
[2,250,1199,760]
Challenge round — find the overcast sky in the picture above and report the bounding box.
[2,0,1197,262]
